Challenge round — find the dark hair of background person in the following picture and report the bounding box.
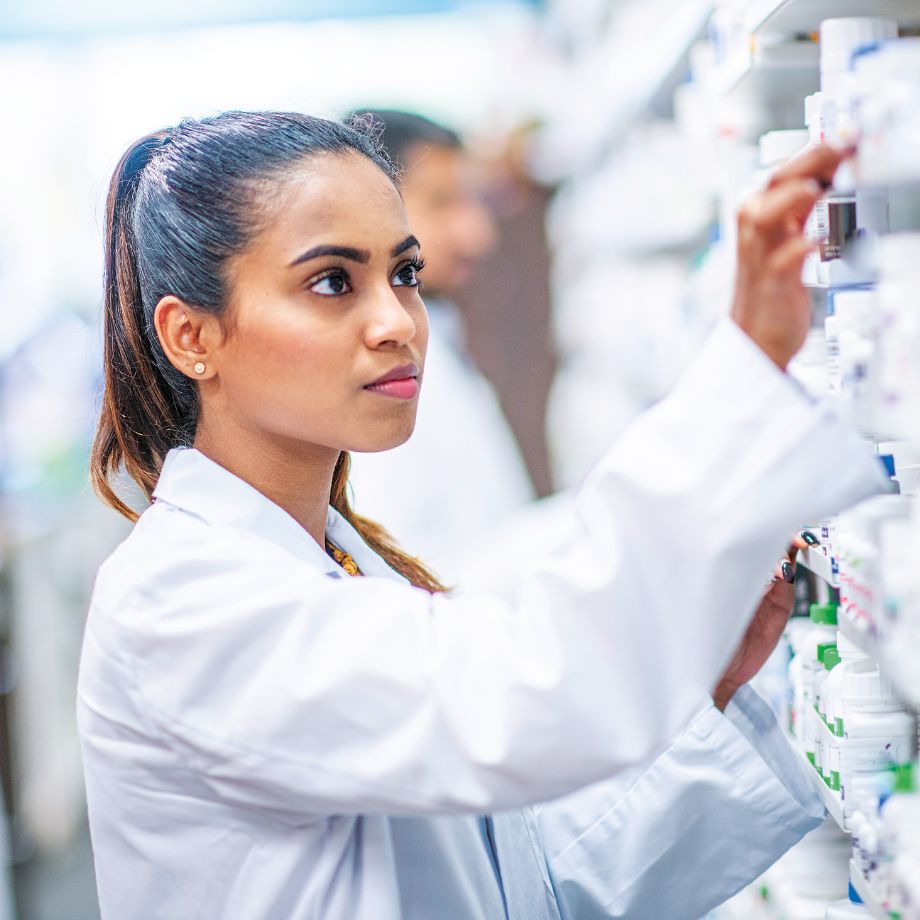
[347,109,462,172]
[91,110,447,593]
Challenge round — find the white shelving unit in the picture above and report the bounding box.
[747,0,920,35]
[710,38,819,98]
[796,545,837,586]
[798,746,848,830]
[640,0,716,114]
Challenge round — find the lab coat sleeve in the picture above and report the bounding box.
[533,686,824,920]
[109,319,885,818]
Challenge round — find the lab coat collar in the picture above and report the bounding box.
[152,448,407,583]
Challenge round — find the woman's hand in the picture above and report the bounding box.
[731,144,854,370]
[712,531,816,711]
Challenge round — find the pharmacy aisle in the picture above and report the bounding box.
[541,1,920,917]
[702,6,920,920]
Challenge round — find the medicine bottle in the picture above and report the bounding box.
[802,603,839,766]
[838,662,916,803]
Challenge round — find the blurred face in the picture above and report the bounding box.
[202,152,428,455]
[399,143,497,298]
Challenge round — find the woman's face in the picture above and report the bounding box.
[206,152,428,456]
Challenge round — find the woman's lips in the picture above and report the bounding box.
[364,364,420,400]
[364,377,419,400]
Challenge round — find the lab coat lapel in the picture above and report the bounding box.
[153,447,411,584]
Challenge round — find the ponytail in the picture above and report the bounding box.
[91,130,192,521]
[330,453,449,593]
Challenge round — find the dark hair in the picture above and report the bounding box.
[348,110,462,173]
[91,110,447,593]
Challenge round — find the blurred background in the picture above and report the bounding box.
[3,0,893,915]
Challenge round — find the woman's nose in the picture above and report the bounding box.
[364,288,418,349]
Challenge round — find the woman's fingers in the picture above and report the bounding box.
[769,557,795,585]
[768,561,795,584]
[767,142,854,190]
[743,179,824,237]
[800,529,820,547]
[769,530,817,587]
[729,145,855,369]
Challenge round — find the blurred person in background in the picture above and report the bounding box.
[346,111,535,583]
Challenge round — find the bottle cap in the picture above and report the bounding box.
[841,662,900,709]
[810,602,839,624]
[823,646,841,670]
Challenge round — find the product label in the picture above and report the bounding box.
[840,735,916,778]
[821,198,858,261]
[810,199,828,241]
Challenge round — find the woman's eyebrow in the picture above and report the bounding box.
[287,235,419,268]
[391,235,420,257]
[288,245,370,267]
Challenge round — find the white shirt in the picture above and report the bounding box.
[77,320,885,919]
[347,300,535,582]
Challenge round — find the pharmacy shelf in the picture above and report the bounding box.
[709,40,819,99]
[849,859,891,920]
[792,720,848,831]
[809,762,848,831]
[747,0,920,36]
[641,0,714,116]
[797,545,837,586]
[798,709,850,831]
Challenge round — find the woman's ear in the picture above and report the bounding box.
[154,296,220,381]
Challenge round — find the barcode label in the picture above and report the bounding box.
[812,200,828,238]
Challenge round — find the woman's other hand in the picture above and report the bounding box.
[730,144,854,370]
[712,531,817,711]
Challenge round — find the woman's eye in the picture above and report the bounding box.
[309,271,351,296]
[393,259,424,288]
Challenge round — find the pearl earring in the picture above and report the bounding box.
[193,361,206,375]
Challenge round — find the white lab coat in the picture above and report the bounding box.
[77,320,885,919]
[347,299,535,582]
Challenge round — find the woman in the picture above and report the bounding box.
[79,112,883,919]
